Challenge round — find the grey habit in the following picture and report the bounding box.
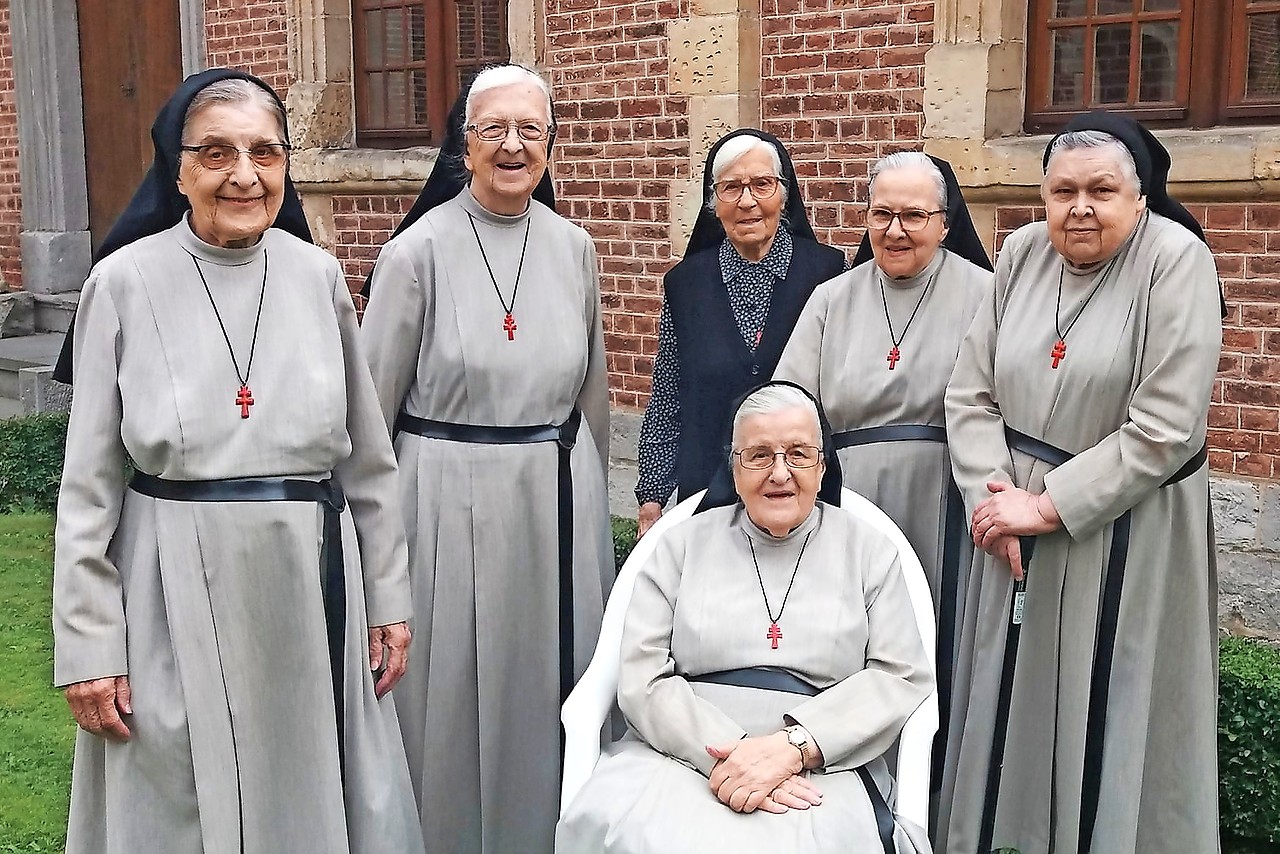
[53,219,424,854]
[557,503,933,853]
[775,248,989,683]
[939,212,1222,853]
[361,188,613,853]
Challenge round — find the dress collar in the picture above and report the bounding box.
[877,246,946,291]
[459,186,534,229]
[175,214,266,267]
[719,226,793,284]
[736,501,822,549]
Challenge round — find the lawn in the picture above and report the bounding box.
[0,513,73,853]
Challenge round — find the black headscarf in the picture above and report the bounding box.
[684,129,820,258]
[694,380,844,515]
[851,153,992,271]
[1042,109,1225,316]
[52,68,312,384]
[360,72,558,299]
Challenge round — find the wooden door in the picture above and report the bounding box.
[77,0,183,251]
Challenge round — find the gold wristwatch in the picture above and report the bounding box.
[784,724,815,768]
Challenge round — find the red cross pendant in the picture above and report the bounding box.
[767,621,782,649]
[887,346,901,370]
[1051,338,1066,369]
[503,312,517,341]
[236,384,255,419]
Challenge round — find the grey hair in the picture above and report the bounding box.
[183,78,287,144]
[464,64,554,127]
[868,151,947,214]
[731,384,821,453]
[1044,130,1142,195]
[705,134,790,212]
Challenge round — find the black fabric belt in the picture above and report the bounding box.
[979,427,1208,853]
[687,667,894,853]
[686,666,819,697]
[832,423,947,449]
[395,409,583,737]
[128,471,348,781]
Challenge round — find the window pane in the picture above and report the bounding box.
[1246,13,1280,100]
[457,0,478,60]
[385,7,407,65]
[1142,0,1182,10]
[1051,27,1086,106]
[1093,24,1132,104]
[366,71,386,128]
[481,0,505,56]
[1097,0,1133,13]
[387,70,408,126]
[409,5,426,62]
[1053,0,1086,17]
[410,69,428,125]
[1139,22,1179,101]
[365,10,384,68]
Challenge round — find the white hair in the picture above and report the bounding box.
[183,78,287,144]
[868,151,947,213]
[464,64,554,127]
[706,134,790,211]
[1044,130,1142,195]
[731,384,820,452]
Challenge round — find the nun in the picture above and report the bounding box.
[939,111,1222,854]
[773,151,992,810]
[359,64,613,853]
[52,68,424,853]
[634,129,846,536]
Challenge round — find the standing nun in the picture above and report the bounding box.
[52,68,424,854]
[360,64,613,853]
[939,111,1222,854]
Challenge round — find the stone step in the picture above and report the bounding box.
[34,292,78,334]
[0,332,64,405]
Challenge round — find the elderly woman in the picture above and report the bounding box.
[774,151,991,799]
[635,129,846,536]
[360,64,612,853]
[560,381,934,853]
[52,69,424,853]
[939,112,1222,854]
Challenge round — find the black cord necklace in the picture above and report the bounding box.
[466,211,531,341]
[879,263,940,371]
[1050,253,1121,369]
[187,249,269,419]
[745,529,813,649]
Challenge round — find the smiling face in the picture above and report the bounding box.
[463,81,552,216]
[868,164,949,279]
[732,405,825,537]
[176,102,287,249]
[1042,146,1146,266]
[714,146,785,263]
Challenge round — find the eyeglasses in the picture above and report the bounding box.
[466,120,556,142]
[713,176,782,203]
[180,143,291,171]
[733,444,823,470]
[865,208,946,232]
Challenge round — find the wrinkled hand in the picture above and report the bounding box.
[368,621,411,698]
[767,773,824,812]
[705,732,803,813]
[972,481,1060,550]
[983,533,1027,581]
[65,675,132,741]
[637,502,663,538]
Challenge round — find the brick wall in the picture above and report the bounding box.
[761,0,931,253]
[204,0,294,93]
[545,0,691,408]
[997,201,1280,479]
[0,0,20,291]
[331,193,419,307]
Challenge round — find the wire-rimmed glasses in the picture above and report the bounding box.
[179,143,292,171]
[734,444,823,470]
[865,208,946,232]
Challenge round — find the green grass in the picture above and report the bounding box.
[0,513,73,853]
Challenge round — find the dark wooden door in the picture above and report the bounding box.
[77,0,183,251]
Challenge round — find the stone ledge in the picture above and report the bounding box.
[289,146,438,193]
[19,366,71,414]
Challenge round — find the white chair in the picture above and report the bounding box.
[560,487,940,832]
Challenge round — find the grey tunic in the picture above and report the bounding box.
[775,248,989,707]
[557,504,934,853]
[939,213,1221,854]
[53,219,424,854]
[361,188,613,854]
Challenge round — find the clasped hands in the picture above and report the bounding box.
[64,621,412,740]
[704,732,823,814]
[971,481,1061,580]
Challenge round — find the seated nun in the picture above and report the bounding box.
[557,381,934,853]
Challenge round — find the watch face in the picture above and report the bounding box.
[787,728,805,747]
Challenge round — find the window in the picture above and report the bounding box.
[353,0,510,148]
[1026,0,1280,131]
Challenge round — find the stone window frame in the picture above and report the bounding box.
[922,0,1280,252]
